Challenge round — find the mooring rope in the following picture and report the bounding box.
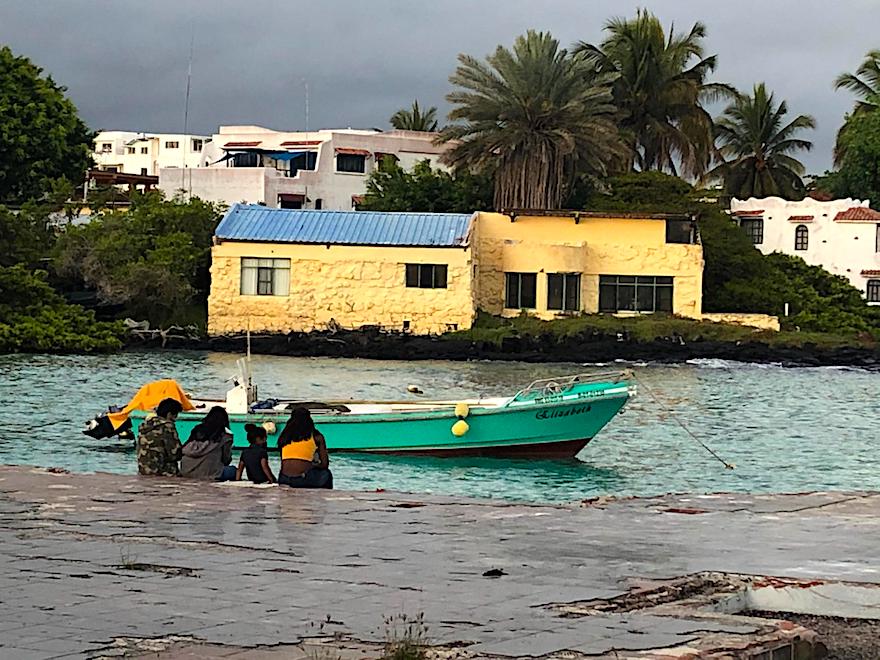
[633,372,736,471]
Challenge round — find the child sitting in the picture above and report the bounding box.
[236,423,276,484]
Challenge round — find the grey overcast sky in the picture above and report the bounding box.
[3,0,878,173]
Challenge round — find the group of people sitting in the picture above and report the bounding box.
[136,398,333,489]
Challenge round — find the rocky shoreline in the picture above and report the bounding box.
[130,328,880,369]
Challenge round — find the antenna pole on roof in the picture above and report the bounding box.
[303,78,310,132]
[182,25,195,199]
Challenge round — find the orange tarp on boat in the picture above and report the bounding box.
[107,379,195,430]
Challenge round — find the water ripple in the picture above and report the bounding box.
[0,351,878,502]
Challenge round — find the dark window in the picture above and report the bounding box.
[290,151,317,175]
[103,166,118,173]
[405,264,447,289]
[505,273,537,309]
[191,139,203,152]
[140,146,148,154]
[336,153,366,173]
[240,258,290,296]
[278,195,302,210]
[794,224,809,251]
[140,167,148,176]
[868,279,880,303]
[740,218,764,244]
[231,152,260,168]
[547,273,581,311]
[666,219,696,244]
[100,142,113,153]
[165,141,179,149]
[599,275,673,313]
[314,198,323,210]
[876,225,880,253]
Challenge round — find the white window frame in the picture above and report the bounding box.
[240,258,290,296]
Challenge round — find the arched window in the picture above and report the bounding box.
[794,224,809,251]
[868,279,880,303]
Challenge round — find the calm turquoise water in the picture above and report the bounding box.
[0,351,878,503]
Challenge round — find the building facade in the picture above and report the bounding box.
[93,131,210,176]
[472,211,703,321]
[159,125,447,210]
[731,197,880,303]
[208,206,710,336]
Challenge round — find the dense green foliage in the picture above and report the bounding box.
[0,266,124,353]
[817,110,880,204]
[359,159,492,213]
[440,30,624,210]
[0,46,92,203]
[390,101,439,132]
[833,49,880,164]
[0,203,56,268]
[708,83,815,200]
[575,10,727,178]
[54,193,223,327]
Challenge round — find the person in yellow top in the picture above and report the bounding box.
[277,407,333,489]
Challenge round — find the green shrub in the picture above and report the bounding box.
[0,266,124,353]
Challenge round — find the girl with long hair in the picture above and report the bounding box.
[276,407,332,489]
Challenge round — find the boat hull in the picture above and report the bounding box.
[129,381,630,459]
[344,437,593,459]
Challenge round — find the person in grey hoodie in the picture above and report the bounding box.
[180,406,235,481]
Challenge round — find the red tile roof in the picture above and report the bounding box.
[351,195,365,204]
[280,140,322,146]
[834,207,880,222]
[335,147,371,156]
[861,270,880,277]
[732,209,764,216]
[223,141,261,148]
[788,215,814,222]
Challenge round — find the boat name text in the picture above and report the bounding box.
[535,405,591,420]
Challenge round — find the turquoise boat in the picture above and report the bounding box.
[120,371,634,459]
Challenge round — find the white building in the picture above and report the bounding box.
[731,197,880,303]
[93,130,211,176]
[158,125,448,210]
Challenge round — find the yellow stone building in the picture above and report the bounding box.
[207,205,708,336]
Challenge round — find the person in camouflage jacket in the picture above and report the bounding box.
[137,398,184,476]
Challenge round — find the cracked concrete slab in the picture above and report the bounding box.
[1,465,876,658]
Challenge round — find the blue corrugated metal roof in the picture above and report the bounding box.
[215,204,474,247]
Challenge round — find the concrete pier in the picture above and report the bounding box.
[1,465,879,658]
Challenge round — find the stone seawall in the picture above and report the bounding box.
[132,328,880,369]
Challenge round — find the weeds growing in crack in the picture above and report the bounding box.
[119,546,139,569]
[383,612,428,660]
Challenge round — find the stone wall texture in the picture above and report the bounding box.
[208,242,474,335]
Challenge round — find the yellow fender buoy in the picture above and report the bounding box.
[454,402,470,419]
[262,421,277,435]
[451,419,470,437]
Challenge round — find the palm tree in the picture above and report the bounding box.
[575,9,731,178]
[390,101,439,132]
[708,83,815,200]
[438,30,625,210]
[833,49,880,164]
